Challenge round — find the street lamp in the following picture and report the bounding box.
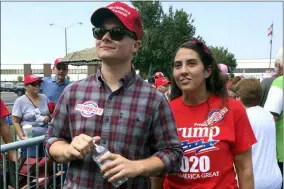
[49,22,83,55]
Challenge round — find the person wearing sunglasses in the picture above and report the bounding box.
[44,2,182,189]
[40,58,70,104]
[12,74,51,157]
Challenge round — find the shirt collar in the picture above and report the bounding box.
[52,77,68,85]
[95,65,137,89]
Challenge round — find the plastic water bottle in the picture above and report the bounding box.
[92,143,128,188]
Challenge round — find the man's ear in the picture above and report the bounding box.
[132,40,141,53]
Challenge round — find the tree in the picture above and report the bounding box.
[17,75,23,82]
[209,46,237,73]
[132,2,197,78]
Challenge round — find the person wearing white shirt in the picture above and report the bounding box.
[235,78,282,189]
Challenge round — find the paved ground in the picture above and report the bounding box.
[1,92,19,106]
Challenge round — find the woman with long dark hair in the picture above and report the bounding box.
[151,39,257,189]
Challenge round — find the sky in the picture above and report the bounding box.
[1,1,283,65]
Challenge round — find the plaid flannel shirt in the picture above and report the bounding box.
[44,68,182,189]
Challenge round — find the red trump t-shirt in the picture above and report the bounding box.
[164,95,257,189]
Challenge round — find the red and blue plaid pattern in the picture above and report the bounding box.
[44,67,182,189]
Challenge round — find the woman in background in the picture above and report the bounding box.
[12,74,51,157]
[234,78,282,189]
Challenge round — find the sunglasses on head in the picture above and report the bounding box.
[92,27,137,41]
[29,82,41,87]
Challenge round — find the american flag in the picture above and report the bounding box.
[268,23,273,37]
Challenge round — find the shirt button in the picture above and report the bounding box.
[105,118,109,122]
[102,140,107,145]
[107,99,112,104]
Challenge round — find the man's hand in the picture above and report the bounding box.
[64,134,100,161]
[99,153,144,183]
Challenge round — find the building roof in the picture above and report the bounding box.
[61,47,101,66]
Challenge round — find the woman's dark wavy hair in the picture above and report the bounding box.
[170,38,228,101]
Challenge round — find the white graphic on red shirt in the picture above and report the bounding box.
[175,107,229,180]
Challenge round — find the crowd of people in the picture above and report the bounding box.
[0,1,283,189]
[0,57,70,188]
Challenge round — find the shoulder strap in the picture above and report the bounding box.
[25,94,37,108]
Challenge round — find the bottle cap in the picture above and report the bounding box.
[93,141,105,153]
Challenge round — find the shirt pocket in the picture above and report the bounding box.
[116,109,151,156]
[70,103,103,137]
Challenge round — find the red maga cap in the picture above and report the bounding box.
[90,2,143,40]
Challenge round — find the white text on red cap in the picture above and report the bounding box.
[108,6,131,17]
[30,75,38,79]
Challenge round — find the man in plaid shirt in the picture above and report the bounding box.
[44,2,182,189]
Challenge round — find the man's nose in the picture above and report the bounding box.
[101,32,111,42]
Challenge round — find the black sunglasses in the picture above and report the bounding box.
[92,27,137,41]
[29,82,41,87]
[56,66,68,71]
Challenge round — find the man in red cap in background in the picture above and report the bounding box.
[155,77,171,100]
[40,58,70,103]
[40,58,70,182]
[44,2,182,189]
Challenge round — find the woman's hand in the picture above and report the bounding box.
[43,116,50,123]
[19,134,27,140]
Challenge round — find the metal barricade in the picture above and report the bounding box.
[1,136,65,189]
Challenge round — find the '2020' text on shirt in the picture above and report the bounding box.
[164,95,257,189]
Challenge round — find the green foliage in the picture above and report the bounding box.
[209,46,237,72]
[131,1,237,77]
[17,75,23,82]
[132,2,196,78]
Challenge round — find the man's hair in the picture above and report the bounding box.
[276,46,283,67]
[234,78,262,107]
